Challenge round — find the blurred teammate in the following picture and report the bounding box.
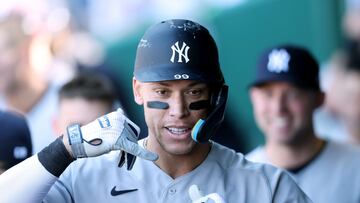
[0,20,311,203]
[315,0,360,144]
[0,14,58,153]
[324,41,360,144]
[53,72,118,135]
[246,44,360,203]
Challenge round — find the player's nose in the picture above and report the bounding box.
[168,93,190,118]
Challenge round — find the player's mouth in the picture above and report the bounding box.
[273,118,289,128]
[167,127,190,134]
[165,126,192,139]
[270,117,292,132]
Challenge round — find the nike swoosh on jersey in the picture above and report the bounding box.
[110,186,138,196]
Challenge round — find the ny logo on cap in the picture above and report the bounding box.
[267,49,290,73]
[13,146,28,159]
[170,41,190,63]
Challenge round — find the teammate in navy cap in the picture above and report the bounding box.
[0,110,32,174]
[252,45,320,90]
[0,21,311,203]
[247,44,360,203]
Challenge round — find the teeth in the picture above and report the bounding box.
[273,118,289,128]
[168,127,188,134]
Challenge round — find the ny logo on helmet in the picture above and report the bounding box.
[170,41,190,63]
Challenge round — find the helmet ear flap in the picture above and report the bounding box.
[191,85,228,143]
[209,85,223,110]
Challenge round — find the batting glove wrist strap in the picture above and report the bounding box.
[67,124,87,158]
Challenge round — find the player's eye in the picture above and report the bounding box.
[187,89,202,96]
[262,89,273,98]
[286,89,302,100]
[155,89,168,95]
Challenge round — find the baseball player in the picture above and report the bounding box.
[246,44,360,203]
[0,20,311,203]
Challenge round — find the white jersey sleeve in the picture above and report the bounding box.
[0,155,58,203]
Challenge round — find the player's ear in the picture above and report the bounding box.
[249,87,257,103]
[133,77,144,105]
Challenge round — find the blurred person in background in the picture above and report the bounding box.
[338,41,360,144]
[246,44,360,203]
[314,0,360,144]
[0,14,59,153]
[53,72,119,135]
[324,41,360,144]
[0,8,107,153]
[0,110,32,174]
[342,0,360,42]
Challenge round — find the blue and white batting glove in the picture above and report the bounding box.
[188,185,226,203]
[66,108,158,170]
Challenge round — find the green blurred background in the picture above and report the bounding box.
[106,0,345,153]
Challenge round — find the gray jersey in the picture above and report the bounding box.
[43,140,310,203]
[246,141,360,203]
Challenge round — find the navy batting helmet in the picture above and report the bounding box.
[134,19,228,143]
[134,19,224,84]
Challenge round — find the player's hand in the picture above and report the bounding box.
[66,108,158,170]
[188,185,226,203]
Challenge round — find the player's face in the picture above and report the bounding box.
[133,79,210,155]
[250,82,323,145]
